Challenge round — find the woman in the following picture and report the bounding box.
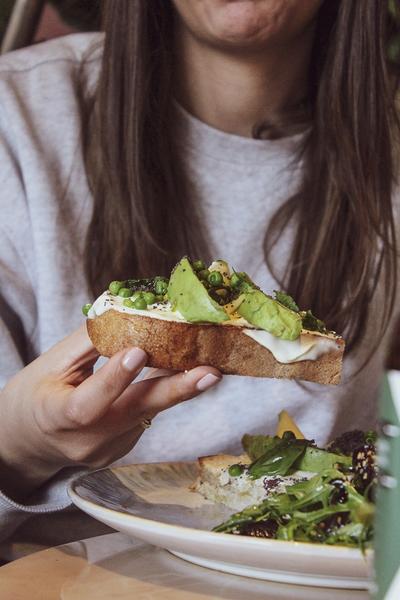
[0,0,398,551]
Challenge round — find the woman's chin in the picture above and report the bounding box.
[174,0,322,51]
[203,0,303,50]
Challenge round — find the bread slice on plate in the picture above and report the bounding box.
[191,452,313,511]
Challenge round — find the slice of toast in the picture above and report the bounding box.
[87,310,344,384]
[192,452,314,511]
[189,453,249,494]
[191,453,262,511]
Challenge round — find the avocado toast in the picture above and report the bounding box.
[85,257,344,384]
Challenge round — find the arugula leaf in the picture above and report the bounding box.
[323,522,368,546]
[273,290,299,312]
[283,472,336,508]
[213,469,373,548]
[212,499,273,533]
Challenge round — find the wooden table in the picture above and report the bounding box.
[0,532,368,600]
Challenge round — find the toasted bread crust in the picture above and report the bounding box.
[87,310,344,384]
[197,454,250,471]
[189,453,249,492]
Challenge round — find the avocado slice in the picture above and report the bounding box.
[168,257,229,323]
[237,288,302,340]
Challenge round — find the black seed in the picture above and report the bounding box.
[317,512,350,535]
[329,478,348,504]
[352,443,377,494]
[263,477,282,493]
[239,519,278,538]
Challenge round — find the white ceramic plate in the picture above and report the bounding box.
[68,462,373,589]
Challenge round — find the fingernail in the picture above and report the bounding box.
[196,373,221,392]
[122,348,147,371]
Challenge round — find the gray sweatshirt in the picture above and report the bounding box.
[0,33,397,557]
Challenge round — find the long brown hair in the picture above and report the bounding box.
[84,0,399,353]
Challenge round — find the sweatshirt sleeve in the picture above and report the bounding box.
[0,83,78,541]
[0,228,37,386]
[0,468,85,544]
[0,98,38,386]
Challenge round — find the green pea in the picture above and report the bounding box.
[208,271,223,287]
[123,298,136,309]
[134,296,148,310]
[131,291,142,302]
[228,464,244,477]
[192,259,206,272]
[143,291,156,305]
[118,287,133,298]
[230,273,241,288]
[82,303,92,317]
[198,269,210,280]
[154,278,168,296]
[109,280,122,295]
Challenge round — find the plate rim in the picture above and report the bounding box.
[68,461,372,561]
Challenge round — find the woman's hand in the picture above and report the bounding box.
[0,325,221,500]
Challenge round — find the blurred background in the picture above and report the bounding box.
[0,0,100,53]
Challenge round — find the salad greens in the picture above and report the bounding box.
[242,431,352,479]
[295,446,352,472]
[246,433,311,479]
[213,430,376,549]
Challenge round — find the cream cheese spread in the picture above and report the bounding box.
[88,291,340,364]
[197,467,315,512]
[243,329,339,364]
[88,291,187,322]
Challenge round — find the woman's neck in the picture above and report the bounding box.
[174,25,315,138]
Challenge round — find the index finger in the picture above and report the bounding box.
[62,347,148,428]
[38,324,99,376]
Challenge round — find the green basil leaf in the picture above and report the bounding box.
[248,438,309,478]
